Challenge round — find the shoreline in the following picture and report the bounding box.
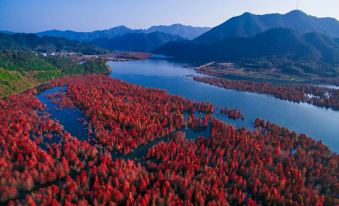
[193,75,339,111]
[195,62,339,87]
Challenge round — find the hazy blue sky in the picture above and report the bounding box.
[1,0,338,32]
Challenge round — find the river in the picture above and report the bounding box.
[107,57,339,152]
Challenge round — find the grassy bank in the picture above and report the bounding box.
[0,50,111,97]
[0,69,36,96]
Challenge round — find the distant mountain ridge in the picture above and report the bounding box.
[0,31,14,35]
[92,32,184,52]
[145,24,210,40]
[195,10,339,43]
[37,24,210,42]
[0,33,106,54]
[156,28,339,76]
[37,26,136,42]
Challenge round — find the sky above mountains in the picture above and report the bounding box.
[1,0,338,33]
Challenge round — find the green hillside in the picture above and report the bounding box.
[0,50,111,97]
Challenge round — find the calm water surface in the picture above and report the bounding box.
[37,87,89,141]
[108,58,339,152]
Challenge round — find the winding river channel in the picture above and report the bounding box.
[108,58,339,152]
[37,57,339,152]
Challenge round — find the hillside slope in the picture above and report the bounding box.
[196,10,339,43]
[0,33,106,54]
[156,28,339,76]
[0,50,111,96]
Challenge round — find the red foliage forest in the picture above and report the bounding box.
[194,76,339,110]
[48,75,214,154]
[219,107,245,120]
[0,74,338,205]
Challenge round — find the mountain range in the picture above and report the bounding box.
[34,24,209,51]
[1,10,339,76]
[196,10,339,43]
[92,32,184,52]
[156,28,339,76]
[37,24,210,41]
[154,10,339,77]
[145,24,210,40]
[37,26,136,42]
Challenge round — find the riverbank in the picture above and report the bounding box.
[68,51,151,62]
[195,62,339,86]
